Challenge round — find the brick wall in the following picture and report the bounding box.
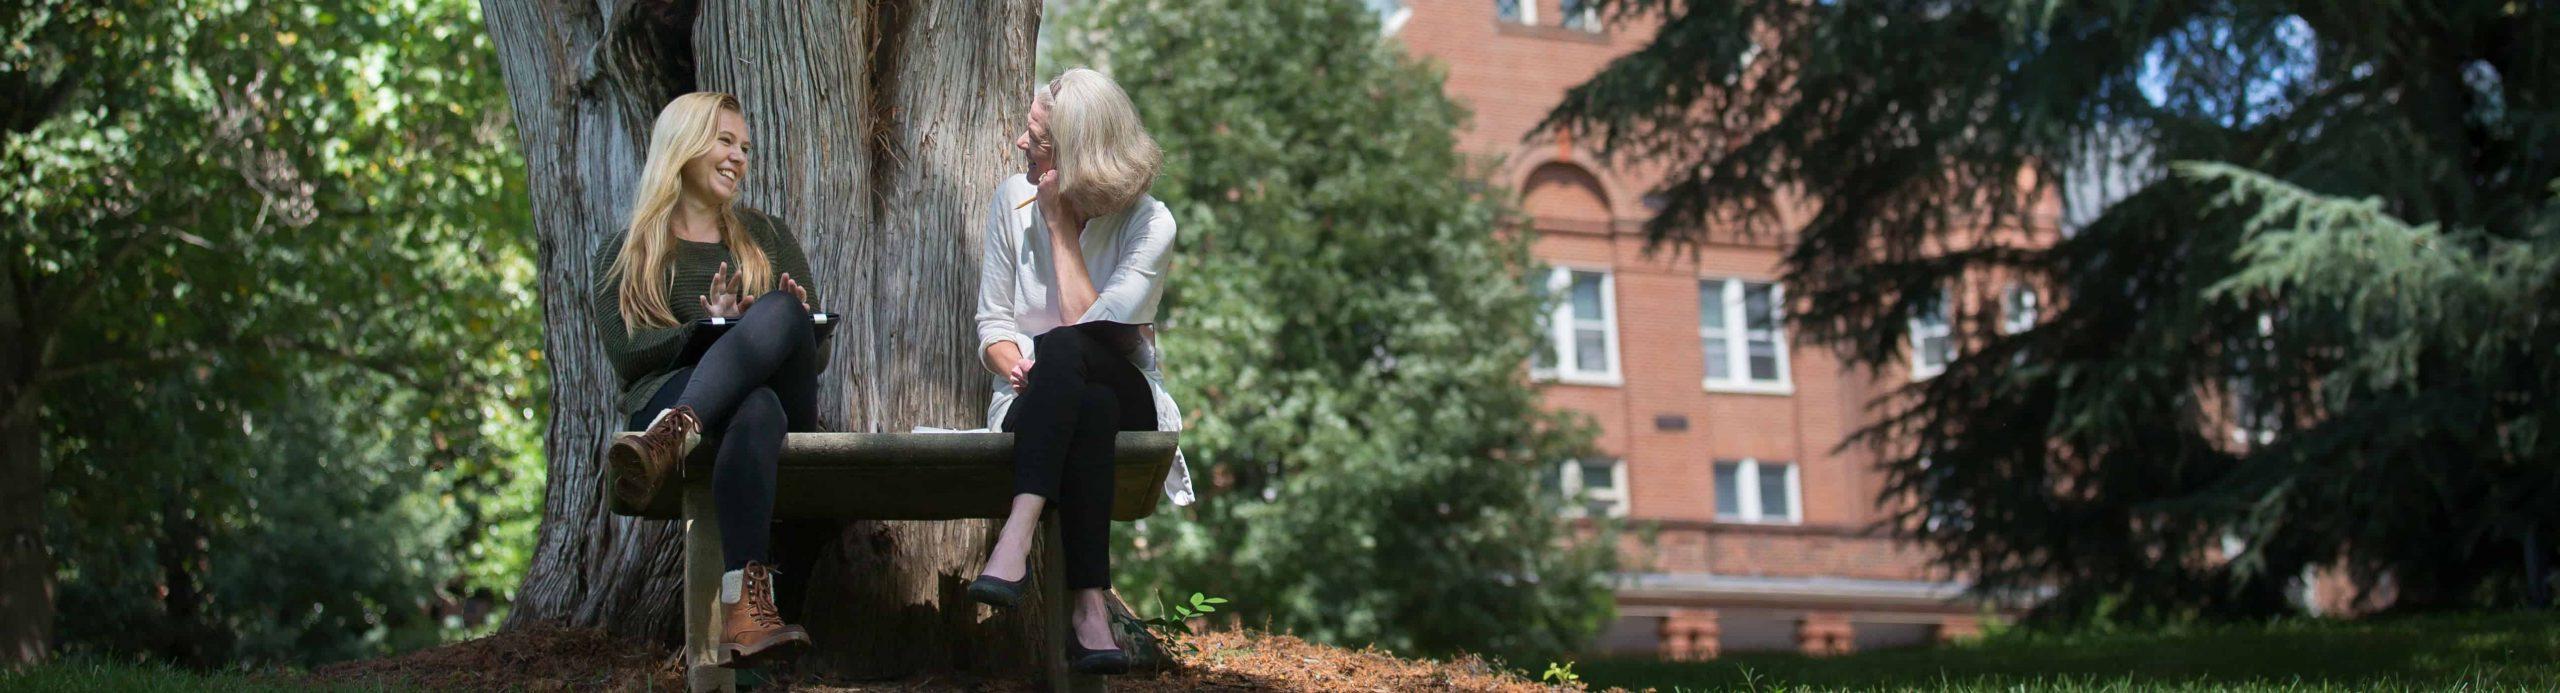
[1395,0,1926,581]
[1387,3,2035,657]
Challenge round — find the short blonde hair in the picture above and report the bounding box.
[1039,68,1161,216]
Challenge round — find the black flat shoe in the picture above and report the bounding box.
[967,572,1027,609]
[1066,641,1129,675]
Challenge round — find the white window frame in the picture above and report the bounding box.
[1557,458,1630,518]
[2228,313,2279,445]
[1496,0,1536,25]
[1713,458,1802,525]
[1560,0,1600,31]
[1914,455,1970,532]
[1908,289,1954,380]
[1370,0,1413,36]
[1534,266,1623,386]
[1700,278,1794,394]
[2227,378,2277,445]
[2001,283,2039,335]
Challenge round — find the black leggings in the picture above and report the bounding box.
[631,290,831,579]
[1000,324,1157,590]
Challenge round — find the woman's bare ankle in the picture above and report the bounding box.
[980,541,1030,581]
[1071,592,1118,649]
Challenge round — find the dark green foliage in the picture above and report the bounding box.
[1044,0,1615,658]
[1545,0,2559,621]
[5,0,542,665]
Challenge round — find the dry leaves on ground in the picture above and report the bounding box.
[308,626,1611,692]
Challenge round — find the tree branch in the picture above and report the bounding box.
[0,64,84,135]
[267,336,458,395]
[577,0,701,100]
[33,325,478,406]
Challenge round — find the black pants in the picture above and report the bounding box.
[631,290,836,595]
[1000,324,1157,590]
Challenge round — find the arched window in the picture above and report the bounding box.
[1521,161,1611,224]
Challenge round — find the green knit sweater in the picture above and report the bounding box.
[591,208,822,424]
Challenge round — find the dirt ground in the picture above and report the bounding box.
[309,626,1593,692]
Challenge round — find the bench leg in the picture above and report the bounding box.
[684,483,737,693]
[1042,514,1107,693]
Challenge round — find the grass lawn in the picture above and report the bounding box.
[1572,612,2560,692]
[0,656,394,692]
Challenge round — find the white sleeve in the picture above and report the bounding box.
[1076,209,1177,324]
[976,184,1035,371]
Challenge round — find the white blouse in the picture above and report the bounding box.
[974,173,1193,506]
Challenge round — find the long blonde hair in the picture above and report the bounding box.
[610,92,774,333]
[1040,68,1161,216]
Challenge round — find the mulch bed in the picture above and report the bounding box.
[309,624,679,691]
[308,627,1598,692]
[1119,630,1570,692]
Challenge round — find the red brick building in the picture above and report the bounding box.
[1378,0,2005,658]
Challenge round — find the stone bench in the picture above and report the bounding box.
[606,430,1181,692]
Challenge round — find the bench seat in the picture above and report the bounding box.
[601,429,1177,693]
[607,431,1182,521]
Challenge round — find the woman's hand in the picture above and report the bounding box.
[1036,169,1085,238]
[780,272,811,313]
[700,261,752,318]
[1006,358,1036,393]
[1036,169,1100,321]
[987,341,1034,393]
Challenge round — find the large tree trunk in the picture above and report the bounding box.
[1,255,51,666]
[0,414,40,668]
[483,0,701,639]
[483,0,1049,678]
[0,402,44,668]
[776,0,1050,676]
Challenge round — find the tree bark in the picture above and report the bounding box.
[484,0,703,639]
[787,0,1050,676]
[0,420,40,668]
[484,0,1052,677]
[1,250,51,666]
[691,0,872,433]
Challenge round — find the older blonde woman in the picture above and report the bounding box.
[966,68,1191,675]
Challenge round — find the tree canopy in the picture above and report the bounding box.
[1046,0,1615,657]
[1544,0,2559,621]
[4,0,542,663]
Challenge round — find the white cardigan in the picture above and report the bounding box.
[974,174,1194,506]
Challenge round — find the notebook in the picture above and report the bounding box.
[669,311,840,369]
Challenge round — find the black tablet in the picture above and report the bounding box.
[669,311,840,369]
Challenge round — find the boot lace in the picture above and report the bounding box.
[743,563,786,629]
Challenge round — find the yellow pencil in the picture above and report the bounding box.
[1014,195,1037,210]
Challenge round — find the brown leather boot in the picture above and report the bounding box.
[719,562,812,668]
[607,405,700,509]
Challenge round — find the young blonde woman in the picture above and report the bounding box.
[596,92,833,669]
[967,68,1193,676]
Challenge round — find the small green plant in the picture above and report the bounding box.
[1735,665,1769,692]
[1139,591,1230,658]
[1542,660,1583,685]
